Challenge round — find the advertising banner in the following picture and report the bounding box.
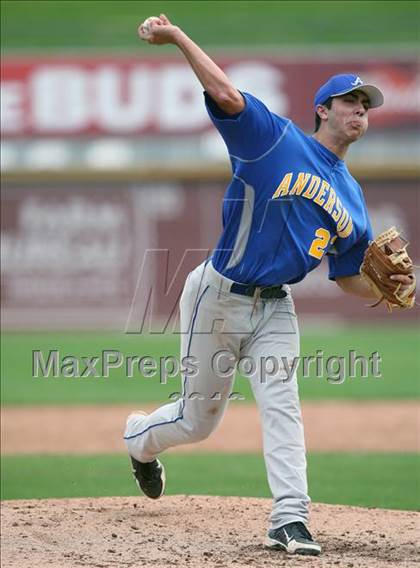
[2,56,419,137]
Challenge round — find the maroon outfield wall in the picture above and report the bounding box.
[1,178,418,329]
[1,56,418,137]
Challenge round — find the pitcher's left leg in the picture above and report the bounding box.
[242,297,310,530]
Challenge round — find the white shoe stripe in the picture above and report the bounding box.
[264,535,321,554]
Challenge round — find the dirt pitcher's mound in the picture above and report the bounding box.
[1,496,419,568]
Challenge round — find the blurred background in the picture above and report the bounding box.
[2,0,420,328]
[1,1,419,508]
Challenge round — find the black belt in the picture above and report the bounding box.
[230,282,287,299]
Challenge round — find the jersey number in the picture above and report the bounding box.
[309,228,331,259]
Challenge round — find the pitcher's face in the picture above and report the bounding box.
[321,90,370,143]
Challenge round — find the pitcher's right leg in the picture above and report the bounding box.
[124,263,241,464]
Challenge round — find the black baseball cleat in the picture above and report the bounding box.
[130,456,166,499]
[265,521,321,556]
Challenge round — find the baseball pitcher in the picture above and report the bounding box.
[124,14,416,556]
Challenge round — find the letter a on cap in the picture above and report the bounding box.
[351,76,363,87]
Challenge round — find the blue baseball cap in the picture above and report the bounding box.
[314,74,384,109]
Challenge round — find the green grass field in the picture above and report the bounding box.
[2,0,418,51]
[2,453,419,510]
[2,328,419,510]
[2,328,419,405]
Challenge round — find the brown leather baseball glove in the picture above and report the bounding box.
[360,227,416,311]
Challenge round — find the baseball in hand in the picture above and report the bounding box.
[138,16,160,40]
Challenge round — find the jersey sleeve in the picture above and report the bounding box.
[327,225,373,280]
[204,91,289,160]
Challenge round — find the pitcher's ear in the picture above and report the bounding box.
[316,104,329,121]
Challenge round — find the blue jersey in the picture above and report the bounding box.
[206,92,373,286]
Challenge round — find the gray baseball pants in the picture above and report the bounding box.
[124,260,310,530]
